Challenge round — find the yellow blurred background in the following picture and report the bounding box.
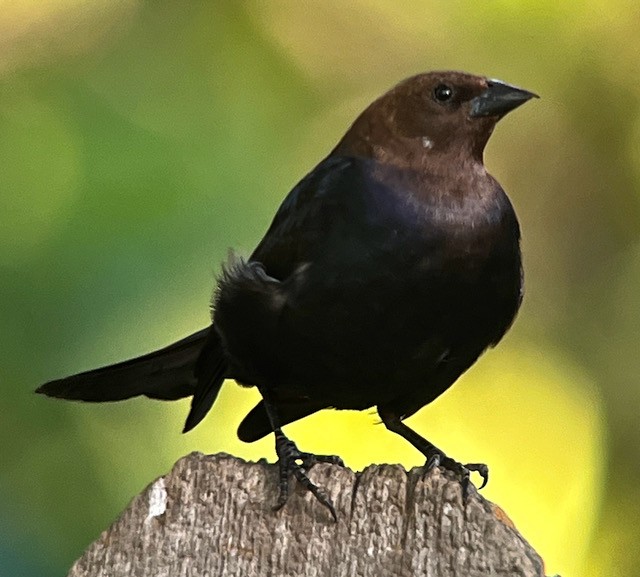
[1,2,638,576]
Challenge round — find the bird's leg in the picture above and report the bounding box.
[378,407,489,496]
[261,391,343,521]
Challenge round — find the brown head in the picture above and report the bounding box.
[332,71,537,168]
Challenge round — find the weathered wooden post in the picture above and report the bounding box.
[67,452,547,577]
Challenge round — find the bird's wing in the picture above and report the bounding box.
[236,157,368,440]
[250,155,376,279]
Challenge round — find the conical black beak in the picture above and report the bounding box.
[470,79,538,118]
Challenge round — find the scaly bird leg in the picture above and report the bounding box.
[378,406,488,496]
[261,392,343,521]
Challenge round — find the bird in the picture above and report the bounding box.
[37,71,537,521]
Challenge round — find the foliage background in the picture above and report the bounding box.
[1,2,638,576]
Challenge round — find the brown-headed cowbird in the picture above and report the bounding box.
[37,71,537,520]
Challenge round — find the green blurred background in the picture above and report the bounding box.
[1,2,638,576]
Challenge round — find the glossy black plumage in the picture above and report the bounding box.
[37,71,537,519]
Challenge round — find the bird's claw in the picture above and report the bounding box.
[274,434,341,522]
[464,462,489,490]
[425,452,441,472]
[424,453,489,496]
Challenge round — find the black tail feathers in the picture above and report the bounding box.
[38,326,230,433]
[182,328,228,432]
[36,328,210,403]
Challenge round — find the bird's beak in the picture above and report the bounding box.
[470,79,538,118]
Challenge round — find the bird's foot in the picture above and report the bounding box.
[274,431,343,521]
[425,452,489,497]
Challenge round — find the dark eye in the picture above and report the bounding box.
[433,84,453,103]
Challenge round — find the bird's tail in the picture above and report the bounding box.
[182,328,229,432]
[36,328,213,403]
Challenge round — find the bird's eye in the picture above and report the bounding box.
[433,84,453,103]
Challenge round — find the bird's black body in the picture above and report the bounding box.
[216,156,522,441]
[38,71,536,519]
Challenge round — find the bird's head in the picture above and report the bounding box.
[334,71,537,165]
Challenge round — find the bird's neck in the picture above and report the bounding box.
[333,133,485,185]
[332,118,484,176]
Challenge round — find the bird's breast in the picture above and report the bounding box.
[357,172,523,338]
[372,169,520,268]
